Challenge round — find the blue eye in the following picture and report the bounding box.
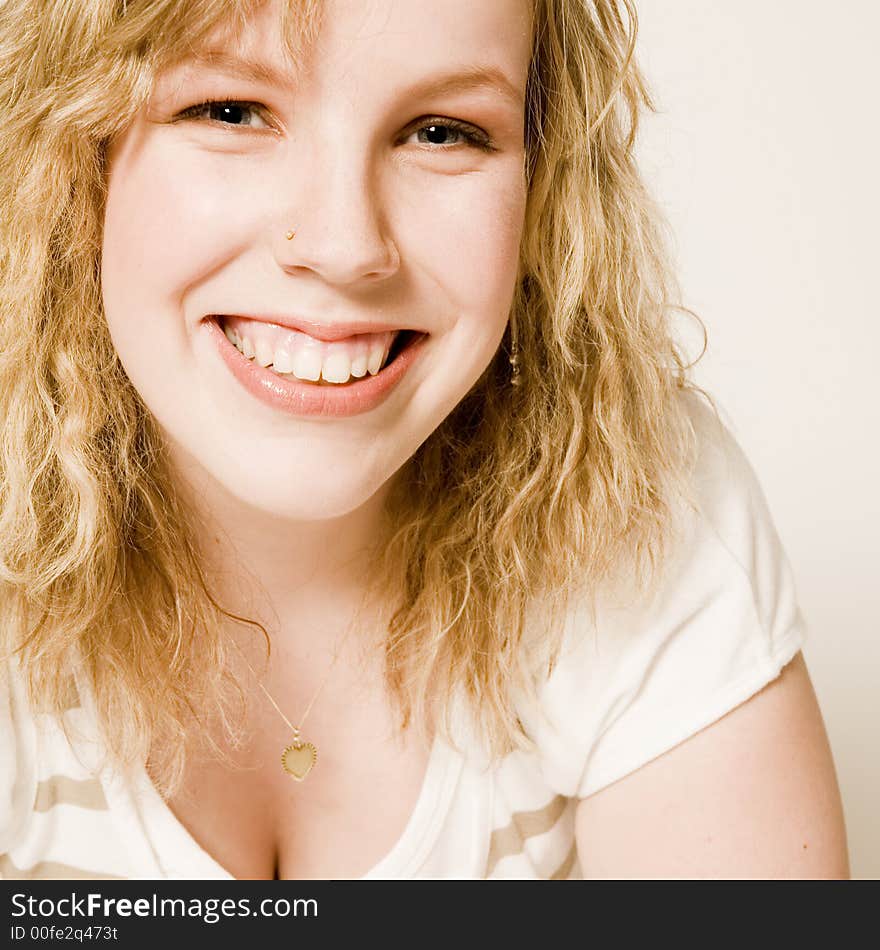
[407,118,494,152]
[176,99,271,129]
[174,101,495,152]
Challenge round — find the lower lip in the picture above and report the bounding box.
[205,317,428,418]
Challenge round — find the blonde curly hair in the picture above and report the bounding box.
[0,0,713,796]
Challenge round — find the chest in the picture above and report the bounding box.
[155,704,432,880]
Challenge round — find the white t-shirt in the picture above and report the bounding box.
[0,395,808,879]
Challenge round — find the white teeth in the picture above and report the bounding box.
[291,347,322,382]
[321,351,352,383]
[272,348,293,374]
[226,322,403,384]
[254,339,274,367]
[367,343,385,376]
[350,351,368,378]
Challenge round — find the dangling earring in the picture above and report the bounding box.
[508,314,522,387]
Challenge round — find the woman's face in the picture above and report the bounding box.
[102,0,531,522]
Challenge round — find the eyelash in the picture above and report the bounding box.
[174,99,496,152]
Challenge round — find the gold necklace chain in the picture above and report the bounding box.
[251,650,338,741]
[228,587,372,783]
[234,641,342,783]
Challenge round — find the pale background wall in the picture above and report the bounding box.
[634,2,879,878]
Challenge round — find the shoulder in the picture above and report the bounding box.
[515,390,809,798]
[681,389,793,582]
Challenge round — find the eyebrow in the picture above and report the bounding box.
[178,49,297,88]
[177,50,524,109]
[400,65,525,108]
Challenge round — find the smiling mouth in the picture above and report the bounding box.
[215,315,423,387]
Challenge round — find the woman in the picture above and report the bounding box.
[0,0,849,879]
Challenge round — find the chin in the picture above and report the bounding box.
[186,450,390,524]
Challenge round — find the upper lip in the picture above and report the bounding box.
[214,313,419,342]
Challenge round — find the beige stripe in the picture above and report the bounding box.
[33,775,109,813]
[485,794,568,877]
[0,853,124,880]
[549,842,578,880]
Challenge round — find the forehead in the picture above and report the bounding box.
[308,0,534,63]
[168,0,533,99]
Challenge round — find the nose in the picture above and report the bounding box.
[272,148,401,286]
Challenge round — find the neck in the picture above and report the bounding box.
[168,445,398,667]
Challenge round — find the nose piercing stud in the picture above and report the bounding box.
[285,228,296,240]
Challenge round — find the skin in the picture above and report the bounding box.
[575,652,851,878]
[100,0,850,878]
[101,0,533,878]
[102,0,532,670]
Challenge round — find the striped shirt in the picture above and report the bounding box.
[0,398,808,879]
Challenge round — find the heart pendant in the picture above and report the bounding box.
[282,741,317,781]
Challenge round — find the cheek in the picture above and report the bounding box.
[411,170,526,325]
[101,142,253,340]
[399,169,526,422]
[100,138,257,431]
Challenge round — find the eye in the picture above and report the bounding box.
[403,117,495,152]
[175,99,272,130]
